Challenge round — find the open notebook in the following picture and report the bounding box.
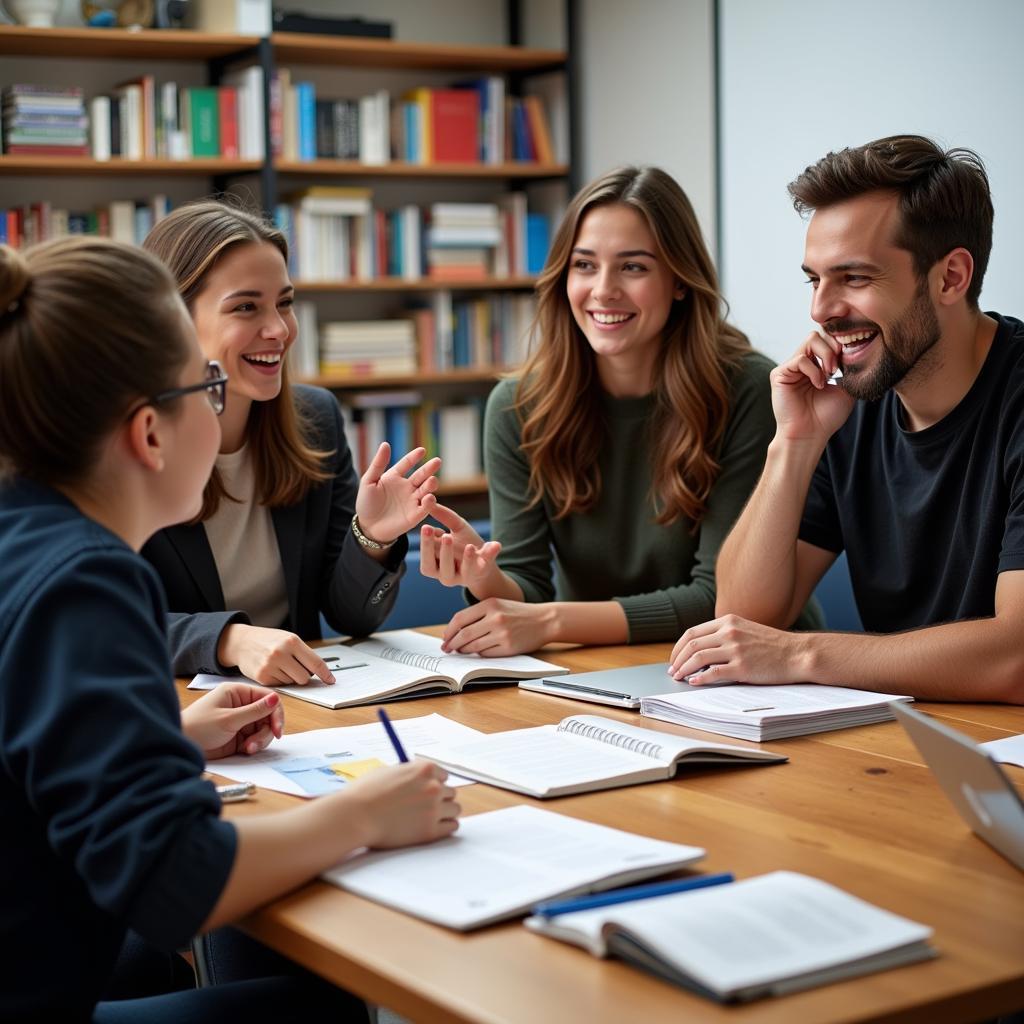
[417,714,786,797]
[640,684,913,741]
[323,804,705,930]
[189,629,568,709]
[525,871,935,1002]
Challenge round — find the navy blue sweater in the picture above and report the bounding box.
[0,478,236,1021]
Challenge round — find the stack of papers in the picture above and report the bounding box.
[525,870,935,1003]
[323,804,705,930]
[640,685,913,741]
[206,713,481,797]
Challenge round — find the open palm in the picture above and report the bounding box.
[356,443,441,542]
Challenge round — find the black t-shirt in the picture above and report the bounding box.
[799,313,1024,633]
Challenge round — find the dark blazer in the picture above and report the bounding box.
[142,385,408,675]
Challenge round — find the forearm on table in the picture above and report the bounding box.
[716,437,822,624]
[545,601,629,646]
[792,619,1024,703]
[201,796,372,932]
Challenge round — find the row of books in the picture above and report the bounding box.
[271,74,555,165]
[291,294,535,379]
[275,189,551,282]
[0,71,265,161]
[0,196,171,248]
[1,85,86,157]
[339,394,483,482]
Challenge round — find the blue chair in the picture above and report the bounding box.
[812,551,863,631]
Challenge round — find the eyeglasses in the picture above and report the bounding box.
[148,360,228,416]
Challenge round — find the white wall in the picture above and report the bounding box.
[719,0,1024,362]
[576,0,717,252]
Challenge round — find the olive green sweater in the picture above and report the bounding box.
[482,352,822,642]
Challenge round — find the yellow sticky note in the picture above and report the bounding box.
[330,757,385,781]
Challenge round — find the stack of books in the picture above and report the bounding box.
[426,203,503,280]
[639,685,914,741]
[1,85,87,157]
[319,319,417,377]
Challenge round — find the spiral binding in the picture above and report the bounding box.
[558,718,663,759]
[370,646,442,673]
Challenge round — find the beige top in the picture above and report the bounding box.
[204,445,290,630]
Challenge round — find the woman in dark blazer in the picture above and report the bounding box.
[143,201,439,684]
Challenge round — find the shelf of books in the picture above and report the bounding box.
[1,20,570,513]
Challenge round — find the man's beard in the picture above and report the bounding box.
[840,283,941,402]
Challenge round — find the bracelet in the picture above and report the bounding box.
[351,513,396,551]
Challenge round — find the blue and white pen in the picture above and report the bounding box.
[532,872,735,917]
[377,707,409,763]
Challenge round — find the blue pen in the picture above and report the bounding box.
[532,872,735,918]
[377,707,409,763]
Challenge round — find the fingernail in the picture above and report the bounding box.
[266,693,279,706]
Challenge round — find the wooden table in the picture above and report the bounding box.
[180,639,1024,1024]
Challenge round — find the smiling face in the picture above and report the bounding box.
[190,241,296,407]
[566,202,682,391]
[803,191,942,402]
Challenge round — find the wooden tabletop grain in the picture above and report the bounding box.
[179,635,1024,1024]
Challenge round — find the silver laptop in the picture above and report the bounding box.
[518,662,700,709]
[891,701,1024,872]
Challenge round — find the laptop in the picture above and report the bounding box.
[518,662,701,709]
[891,701,1024,872]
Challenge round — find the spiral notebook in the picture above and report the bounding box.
[415,714,786,798]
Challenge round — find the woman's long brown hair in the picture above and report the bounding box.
[144,200,332,520]
[515,166,750,526]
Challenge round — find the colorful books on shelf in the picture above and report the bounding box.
[277,192,552,284]
[393,83,555,165]
[5,70,266,162]
[1,85,87,157]
[278,186,374,281]
[272,71,388,164]
[415,291,536,370]
[639,685,914,741]
[524,871,935,1002]
[324,804,706,930]
[339,394,484,483]
[417,714,786,798]
[0,195,170,249]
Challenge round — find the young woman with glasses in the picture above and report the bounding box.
[420,166,822,656]
[0,237,459,1022]
[142,201,439,687]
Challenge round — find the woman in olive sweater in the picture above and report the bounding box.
[420,166,820,656]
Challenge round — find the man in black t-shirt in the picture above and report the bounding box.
[668,135,1024,704]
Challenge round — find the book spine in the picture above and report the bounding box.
[219,88,239,159]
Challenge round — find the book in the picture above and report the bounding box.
[431,89,479,163]
[416,713,786,798]
[189,629,569,710]
[200,712,483,798]
[640,684,914,741]
[525,870,935,1002]
[323,804,706,930]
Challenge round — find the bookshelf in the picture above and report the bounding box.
[0,12,572,507]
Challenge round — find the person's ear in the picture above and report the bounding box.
[673,283,687,301]
[935,247,974,306]
[124,405,165,473]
